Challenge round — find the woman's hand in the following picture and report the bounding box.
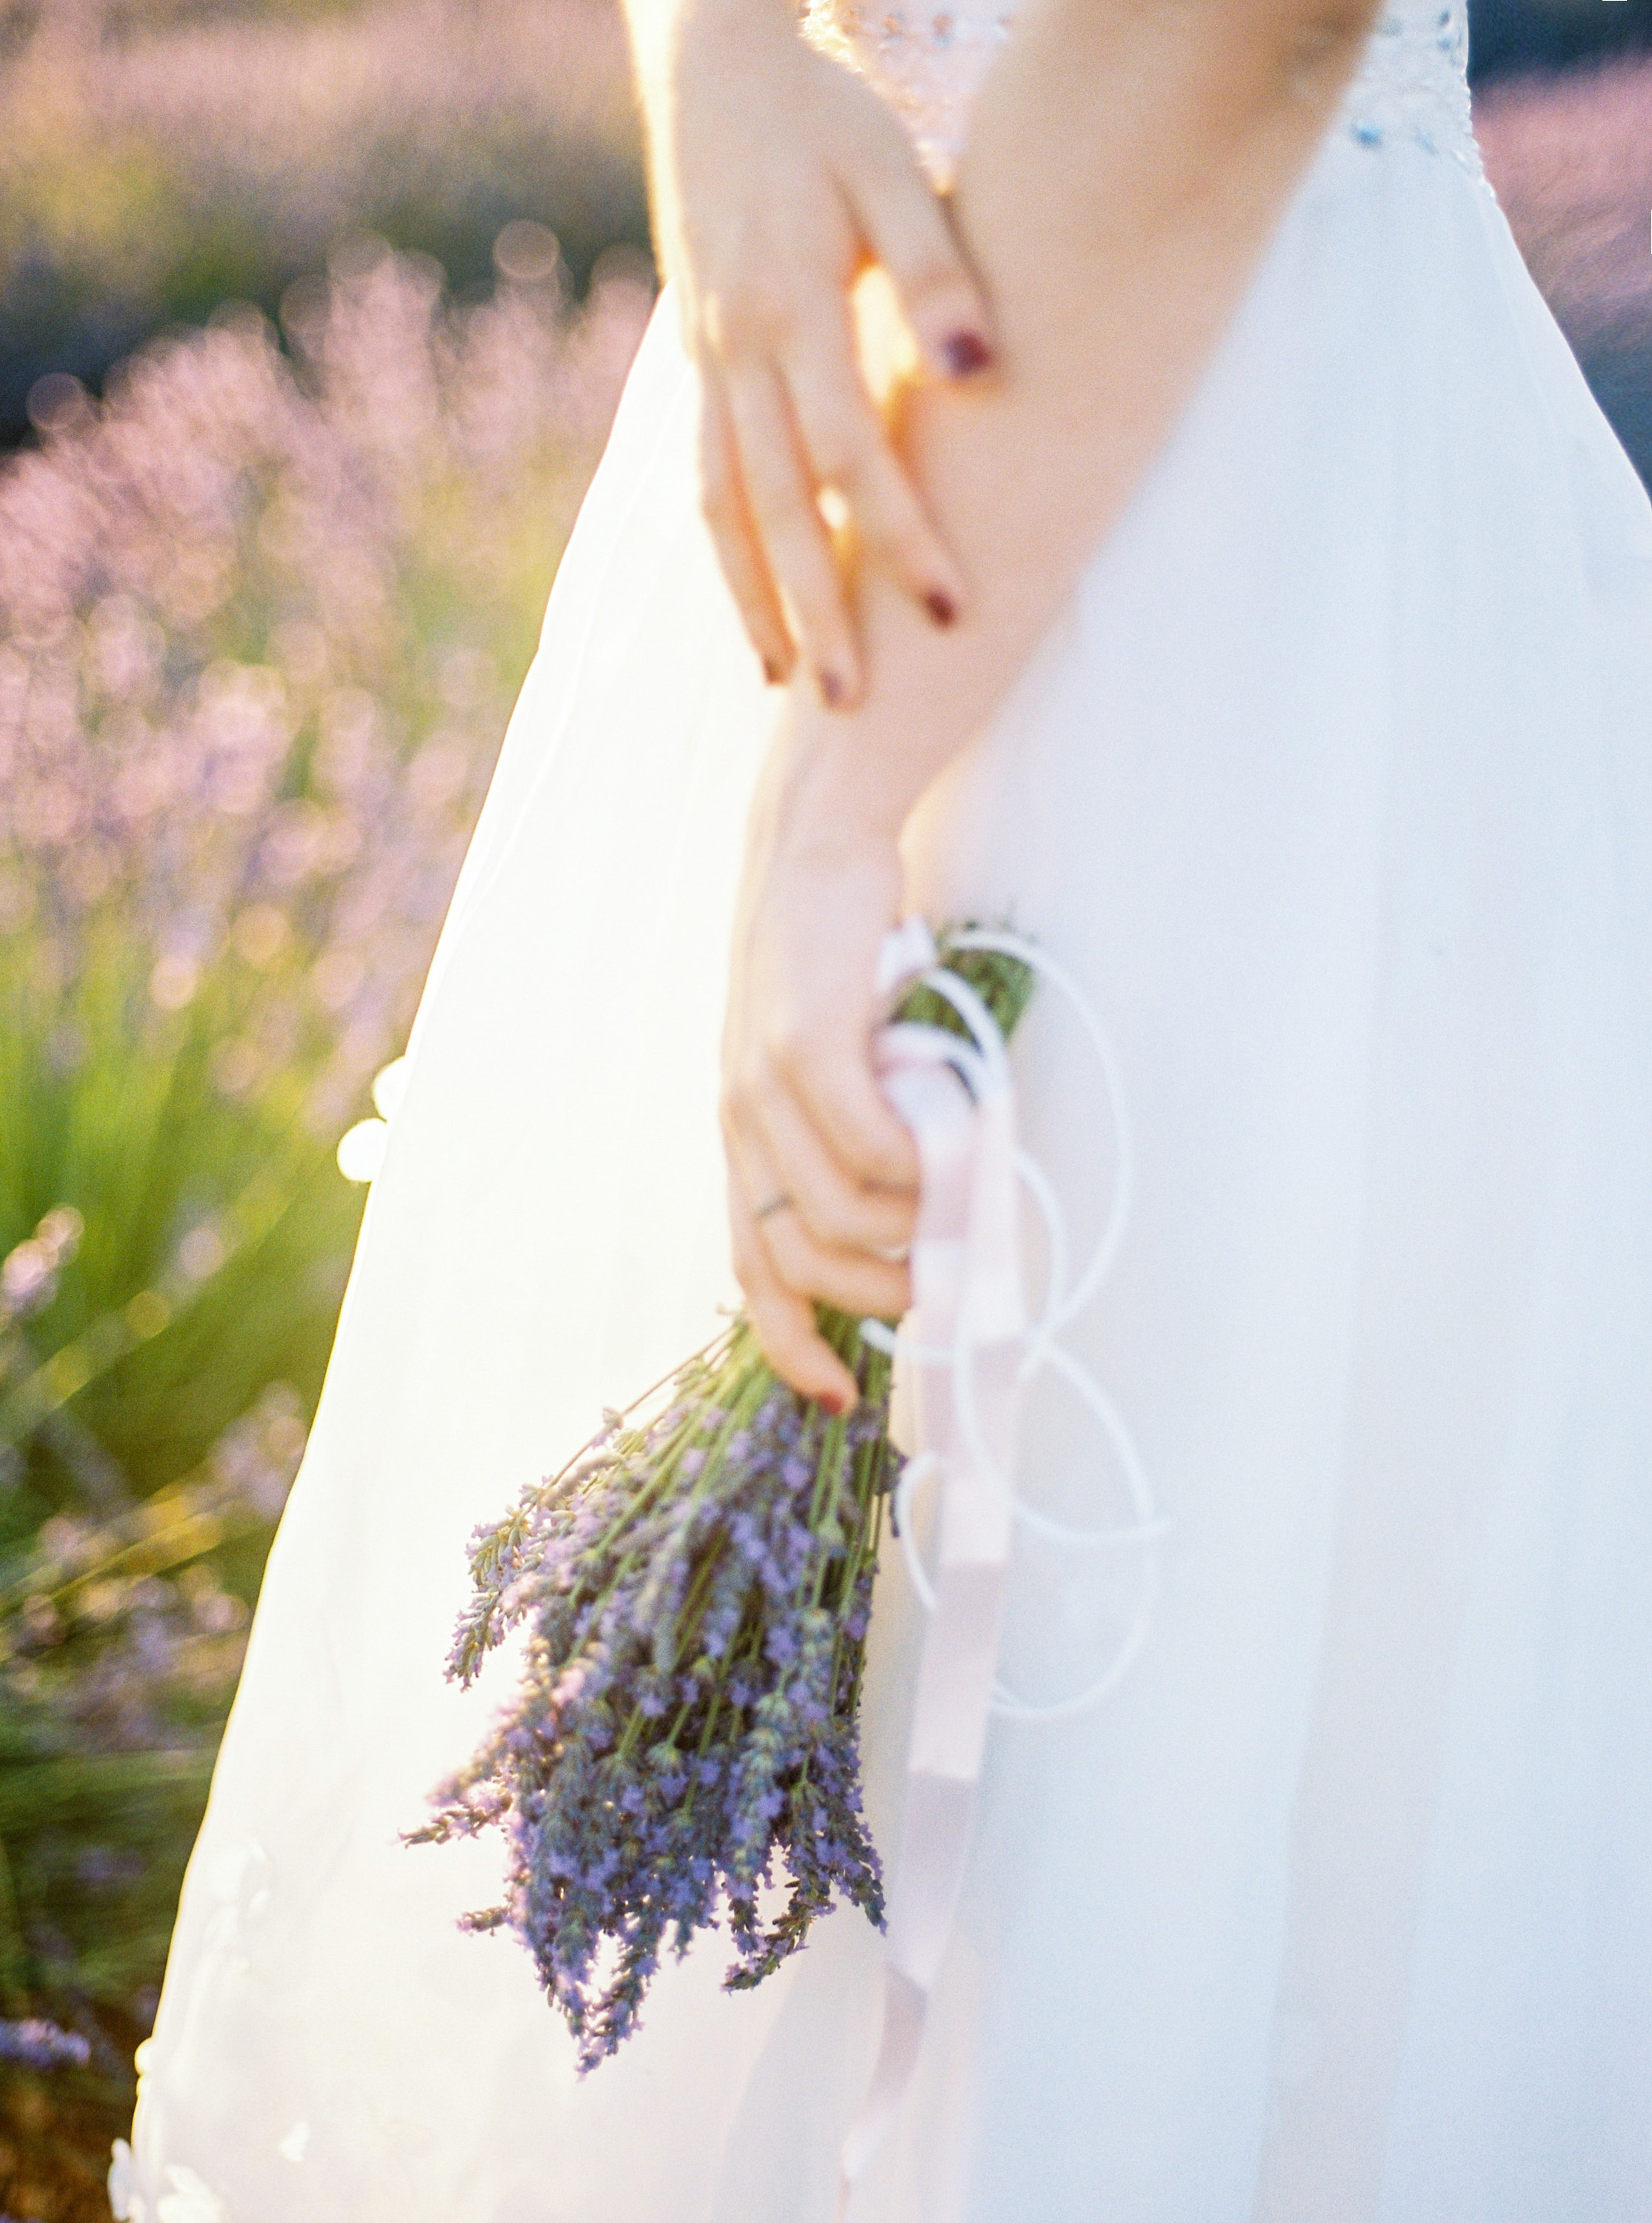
[721,722,920,1408]
[705,0,1388,1402]
[625,0,996,709]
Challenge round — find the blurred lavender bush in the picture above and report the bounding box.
[1476,58,1652,488]
[0,0,648,441]
[0,241,648,2207]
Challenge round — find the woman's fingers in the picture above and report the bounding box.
[725,1075,914,1259]
[725,1106,913,1316]
[730,1189,861,1410]
[692,160,990,681]
[851,150,998,385]
[696,375,795,685]
[783,317,967,626]
[722,360,862,709]
[768,1017,919,1198]
[762,1201,912,1318]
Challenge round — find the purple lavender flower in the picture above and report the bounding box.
[0,2016,92,2070]
[406,940,1034,2068]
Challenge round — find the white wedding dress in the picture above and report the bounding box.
[117,4,1652,2219]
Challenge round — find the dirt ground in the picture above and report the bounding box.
[1,2079,124,2223]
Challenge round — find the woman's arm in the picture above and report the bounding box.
[785,0,1383,833]
[724,0,1386,1403]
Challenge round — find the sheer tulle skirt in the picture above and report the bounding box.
[124,123,1652,2223]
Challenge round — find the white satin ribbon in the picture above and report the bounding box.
[834,923,1164,2215]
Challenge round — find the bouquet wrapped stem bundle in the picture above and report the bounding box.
[406,934,1033,2067]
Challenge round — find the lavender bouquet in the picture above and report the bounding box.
[406,934,1033,2068]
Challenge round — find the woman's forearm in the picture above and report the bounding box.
[620,0,777,103]
[773,0,1384,840]
[621,0,795,250]
[722,0,1384,1393]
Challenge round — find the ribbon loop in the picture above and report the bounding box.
[836,926,1164,2214]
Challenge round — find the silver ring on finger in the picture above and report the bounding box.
[753,1191,796,1223]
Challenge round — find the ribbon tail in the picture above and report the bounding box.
[837,1038,1024,2214]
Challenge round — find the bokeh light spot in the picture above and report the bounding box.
[336,1117,389,1183]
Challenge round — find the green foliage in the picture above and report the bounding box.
[904,928,1039,1045]
[0,243,647,2201]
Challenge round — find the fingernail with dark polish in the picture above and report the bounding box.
[942,330,993,377]
[819,668,846,709]
[925,588,958,628]
[820,1390,850,1418]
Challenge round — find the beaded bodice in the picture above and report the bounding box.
[805,0,1482,184]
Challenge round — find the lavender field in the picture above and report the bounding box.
[0,0,647,439]
[0,225,650,2213]
[0,0,1648,2214]
[1476,56,1652,485]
